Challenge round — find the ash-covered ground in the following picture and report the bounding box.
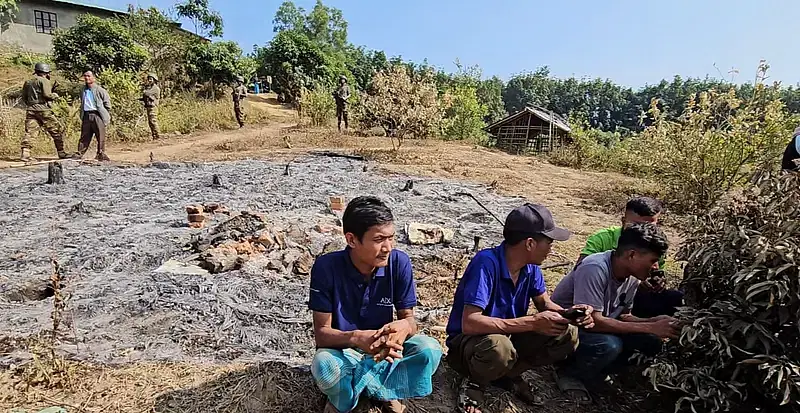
[0,156,528,366]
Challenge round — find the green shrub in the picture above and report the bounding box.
[646,171,800,412]
[442,84,488,142]
[300,86,335,127]
[52,14,148,79]
[552,66,794,215]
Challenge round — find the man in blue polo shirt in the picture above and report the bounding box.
[309,196,442,413]
[446,203,595,413]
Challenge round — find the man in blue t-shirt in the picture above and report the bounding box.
[445,203,595,413]
[309,196,442,413]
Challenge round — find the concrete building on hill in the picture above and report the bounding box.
[0,0,203,54]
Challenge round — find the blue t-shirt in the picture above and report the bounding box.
[308,248,417,331]
[445,242,547,345]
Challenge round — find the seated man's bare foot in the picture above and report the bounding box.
[381,400,406,413]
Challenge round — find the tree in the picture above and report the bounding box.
[255,30,337,102]
[477,76,506,123]
[52,14,149,79]
[304,0,347,50]
[123,6,195,91]
[272,1,305,33]
[344,46,387,91]
[442,84,487,141]
[185,41,251,89]
[0,0,18,31]
[362,66,442,147]
[175,0,223,37]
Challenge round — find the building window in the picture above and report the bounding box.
[34,10,58,35]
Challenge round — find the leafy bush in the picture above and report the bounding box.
[552,67,794,214]
[361,66,442,146]
[642,87,792,212]
[548,126,648,175]
[52,15,148,79]
[300,86,335,126]
[442,84,488,141]
[185,41,252,90]
[646,171,800,412]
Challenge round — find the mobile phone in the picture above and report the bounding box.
[650,270,666,278]
[561,307,587,321]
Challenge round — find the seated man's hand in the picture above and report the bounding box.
[530,311,570,336]
[370,320,413,363]
[649,317,680,340]
[351,330,381,355]
[570,304,595,329]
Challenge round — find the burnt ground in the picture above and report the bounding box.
[0,156,674,413]
[0,156,522,366]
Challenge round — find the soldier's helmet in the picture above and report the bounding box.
[236,75,244,83]
[34,62,51,74]
[147,73,158,82]
[339,74,347,82]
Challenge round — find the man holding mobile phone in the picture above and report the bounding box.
[552,223,679,403]
[445,203,594,413]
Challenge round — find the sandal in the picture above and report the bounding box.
[492,376,544,406]
[457,379,484,413]
[553,371,592,404]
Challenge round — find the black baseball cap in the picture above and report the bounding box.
[503,203,571,242]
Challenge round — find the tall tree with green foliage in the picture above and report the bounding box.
[175,0,223,37]
[272,1,305,32]
[185,41,251,89]
[477,76,506,123]
[52,14,149,79]
[304,0,348,50]
[123,6,195,90]
[0,0,18,31]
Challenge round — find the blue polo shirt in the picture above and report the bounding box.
[309,248,417,331]
[445,242,547,345]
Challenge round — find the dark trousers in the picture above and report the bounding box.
[632,289,684,319]
[782,136,799,171]
[336,103,348,130]
[559,331,663,384]
[234,101,244,126]
[77,112,106,157]
[446,326,579,386]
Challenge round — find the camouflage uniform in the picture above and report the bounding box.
[232,78,247,128]
[333,76,350,131]
[141,77,161,140]
[21,75,65,159]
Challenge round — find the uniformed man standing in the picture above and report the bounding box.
[20,62,66,161]
[333,75,350,132]
[233,76,247,128]
[141,73,161,140]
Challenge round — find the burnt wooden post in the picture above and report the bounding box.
[47,162,64,184]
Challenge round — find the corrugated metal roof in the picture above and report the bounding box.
[46,0,128,14]
[486,105,572,133]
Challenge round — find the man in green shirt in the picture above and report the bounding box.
[576,197,683,318]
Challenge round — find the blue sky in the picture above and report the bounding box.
[94,0,799,88]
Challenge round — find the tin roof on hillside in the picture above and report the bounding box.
[486,105,572,133]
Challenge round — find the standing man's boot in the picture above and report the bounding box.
[20,148,32,162]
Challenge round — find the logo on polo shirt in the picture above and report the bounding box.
[378,297,393,306]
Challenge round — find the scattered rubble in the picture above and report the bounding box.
[406,222,455,245]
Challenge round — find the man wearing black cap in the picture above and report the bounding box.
[445,203,595,413]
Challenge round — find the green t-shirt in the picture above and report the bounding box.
[581,226,665,269]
